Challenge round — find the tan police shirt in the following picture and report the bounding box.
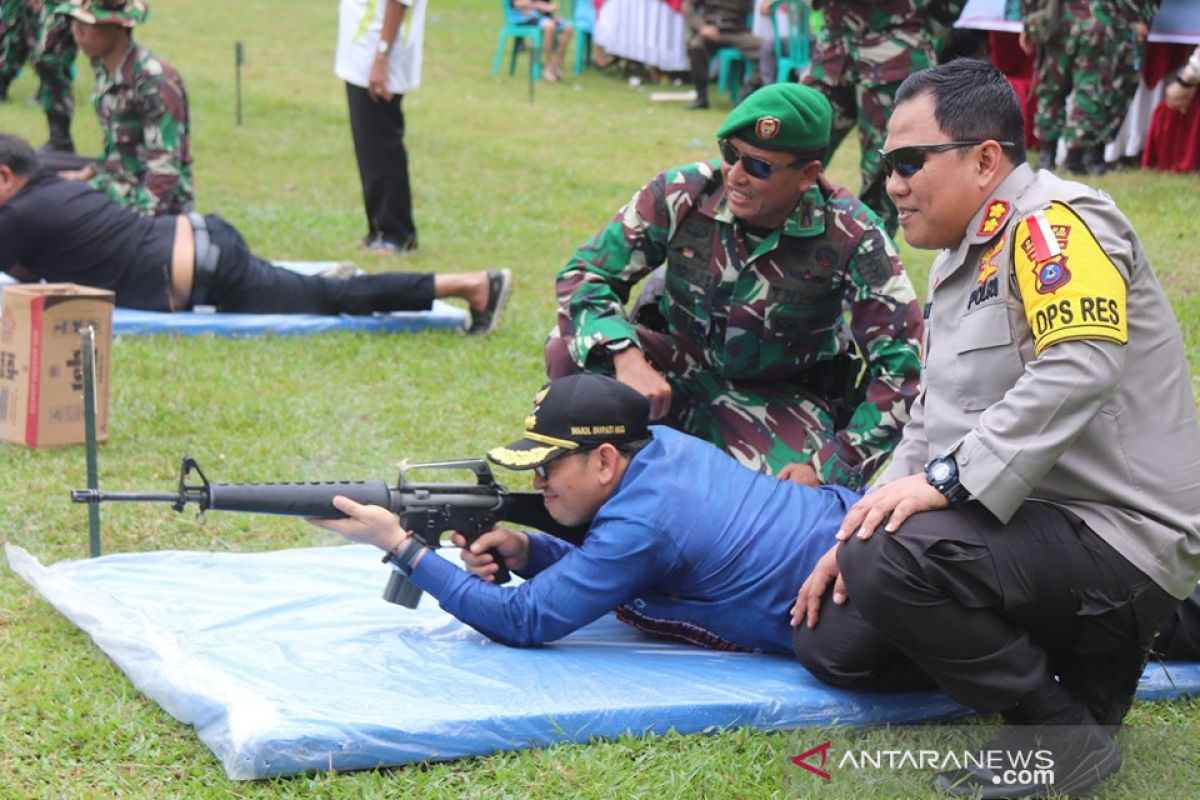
[877,163,1200,600]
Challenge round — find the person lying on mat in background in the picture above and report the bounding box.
[0,134,511,335]
[311,372,861,655]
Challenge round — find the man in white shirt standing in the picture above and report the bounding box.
[335,0,427,255]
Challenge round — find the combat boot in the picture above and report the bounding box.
[688,82,709,111]
[933,676,1122,799]
[1084,144,1112,176]
[1063,147,1086,176]
[1036,140,1057,171]
[44,112,74,153]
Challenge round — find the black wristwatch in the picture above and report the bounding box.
[381,538,426,576]
[924,454,970,506]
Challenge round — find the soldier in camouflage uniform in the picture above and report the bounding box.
[545,84,923,491]
[1023,0,1158,175]
[63,0,191,216]
[1,1,77,151]
[802,1,963,237]
[682,0,761,110]
[0,0,33,103]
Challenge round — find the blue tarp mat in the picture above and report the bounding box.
[0,264,468,336]
[6,543,1199,780]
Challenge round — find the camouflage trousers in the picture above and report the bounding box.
[545,324,837,477]
[0,0,32,91]
[1033,14,1140,147]
[0,3,74,119]
[803,73,900,237]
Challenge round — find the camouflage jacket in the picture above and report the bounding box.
[1023,1,1159,27]
[88,41,192,216]
[809,1,963,85]
[555,160,924,484]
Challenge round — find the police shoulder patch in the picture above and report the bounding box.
[1013,201,1128,356]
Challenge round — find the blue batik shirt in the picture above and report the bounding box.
[408,426,859,653]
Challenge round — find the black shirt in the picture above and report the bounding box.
[0,173,178,310]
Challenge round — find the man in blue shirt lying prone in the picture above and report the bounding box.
[312,372,894,658]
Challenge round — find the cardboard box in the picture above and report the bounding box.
[0,284,114,448]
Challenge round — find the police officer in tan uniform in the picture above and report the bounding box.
[790,59,1200,799]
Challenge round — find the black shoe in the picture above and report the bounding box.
[687,86,709,110]
[934,678,1123,799]
[45,113,74,153]
[1064,147,1086,175]
[1084,144,1112,176]
[1036,140,1057,171]
[934,725,1120,799]
[0,85,9,103]
[466,268,513,336]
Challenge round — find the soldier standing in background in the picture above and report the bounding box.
[59,0,192,216]
[803,0,964,237]
[1022,0,1159,175]
[546,84,923,491]
[0,0,31,104]
[0,0,78,153]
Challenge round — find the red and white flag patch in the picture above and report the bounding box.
[1024,211,1061,262]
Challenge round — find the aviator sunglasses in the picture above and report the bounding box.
[879,140,1016,179]
[718,138,804,180]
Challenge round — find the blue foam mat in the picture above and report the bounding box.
[6,543,1198,780]
[0,265,468,336]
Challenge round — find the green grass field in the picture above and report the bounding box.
[1,1,1198,796]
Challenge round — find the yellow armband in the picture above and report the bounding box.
[1013,202,1128,356]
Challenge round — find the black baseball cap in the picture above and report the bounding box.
[487,374,651,471]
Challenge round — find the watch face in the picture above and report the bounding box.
[928,460,952,484]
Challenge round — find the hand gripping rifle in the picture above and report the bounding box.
[71,456,588,609]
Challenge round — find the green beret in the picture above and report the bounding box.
[715,84,832,153]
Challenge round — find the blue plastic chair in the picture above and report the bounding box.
[493,0,543,81]
[713,13,755,104]
[769,0,810,83]
[572,0,595,76]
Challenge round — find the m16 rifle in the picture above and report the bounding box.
[71,456,588,609]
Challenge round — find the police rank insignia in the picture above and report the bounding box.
[756,116,781,140]
[976,199,1011,237]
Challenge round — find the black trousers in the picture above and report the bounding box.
[345,82,417,249]
[1158,584,1200,660]
[202,215,434,314]
[793,502,1180,713]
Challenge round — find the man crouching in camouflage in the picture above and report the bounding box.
[59,0,191,216]
[546,83,923,491]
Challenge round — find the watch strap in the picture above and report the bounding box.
[381,538,425,575]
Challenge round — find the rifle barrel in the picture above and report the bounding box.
[71,490,183,504]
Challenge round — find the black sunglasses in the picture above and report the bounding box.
[878,140,1016,178]
[533,446,595,480]
[718,138,803,180]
